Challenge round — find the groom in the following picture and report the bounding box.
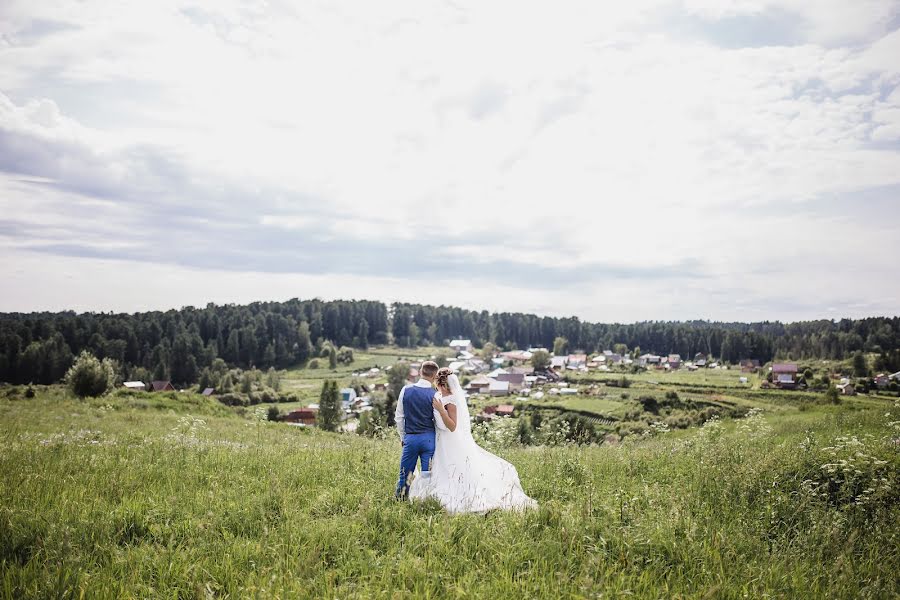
[394,360,440,499]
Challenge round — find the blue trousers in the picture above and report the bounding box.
[395,431,435,498]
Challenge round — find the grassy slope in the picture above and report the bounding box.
[1,385,898,599]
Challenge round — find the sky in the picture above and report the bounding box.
[1,0,899,323]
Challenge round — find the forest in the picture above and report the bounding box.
[1,298,899,385]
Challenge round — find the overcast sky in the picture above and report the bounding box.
[1,1,899,323]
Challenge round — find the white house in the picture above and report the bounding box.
[340,388,357,408]
[123,381,146,391]
[449,339,473,353]
[489,380,510,396]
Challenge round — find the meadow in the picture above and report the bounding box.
[2,378,899,599]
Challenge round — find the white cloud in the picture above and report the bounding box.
[0,1,899,321]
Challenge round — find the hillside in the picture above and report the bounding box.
[1,384,898,598]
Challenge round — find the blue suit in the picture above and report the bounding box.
[395,382,436,498]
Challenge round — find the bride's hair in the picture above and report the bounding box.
[436,367,452,389]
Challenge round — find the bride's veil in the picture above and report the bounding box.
[448,373,472,437]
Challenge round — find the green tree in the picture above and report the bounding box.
[852,352,869,378]
[329,346,338,369]
[480,342,497,363]
[385,362,409,426]
[265,367,281,391]
[553,336,569,356]
[531,350,551,371]
[824,383,841,405]
[65,351,115,398]
[337,347,354,365]
[296,321,312,363]
[358,319,369,350]
[317,380,341,432]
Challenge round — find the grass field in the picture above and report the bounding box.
[1,381,899,598]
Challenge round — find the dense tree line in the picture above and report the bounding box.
[0,299,387,385]
[391,303,900,366]
[1,297,898,386]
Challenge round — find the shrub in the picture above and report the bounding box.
[267,405,282,421]
[65,351,115,398]
[24,385,35,399]
[308,359,320,370]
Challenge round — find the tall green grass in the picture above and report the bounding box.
[1,389,898,598]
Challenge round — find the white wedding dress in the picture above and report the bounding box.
[408,374,537,513]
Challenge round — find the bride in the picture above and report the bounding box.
[408,367,537,513]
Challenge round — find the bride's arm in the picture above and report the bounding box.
[432,396,457,432]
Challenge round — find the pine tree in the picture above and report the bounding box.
[317,380,341,432]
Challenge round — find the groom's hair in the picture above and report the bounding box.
[420,361,439,379]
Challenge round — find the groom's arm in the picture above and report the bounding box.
[394,385,407,440]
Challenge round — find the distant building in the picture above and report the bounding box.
[449,339,473,353]
[665,355,682,370]
[123,381,146,391]
[340,388,357,407]
[740,359,761,373]
[550,356,567,370]
[567,354,587,368]
[499,351,532,364]
[874,374,889,388]
[283,408,317,426]
[837,382,856,396]
[496,373,526,392]
[639,354,661,368]
[489,380,510,396]
[494,404,515,417]
[201,388,215,396]
[772,363,799,389]
[466,375,492,394]
[150,381,175,392]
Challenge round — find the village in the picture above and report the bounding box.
[242,339,900,429]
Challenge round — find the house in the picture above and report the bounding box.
[150,380,175,392]
[340,388,357,407]
[448,360,466,373]
[740,359,761,373]
[559,388,578,396]
[890,371,900,381]
[495,404,515,417]
[638,353,661,368]
[499,350,532,364]
[457,350,474,360]
[463,358,488,373]
[837,382,856,396]
[550,356,567,370]
[874,374,890,388]
[449,339,473,353]
[496,373,526,392]
[588,355,605,367]
[489,380,510,396]
[466,375,492,394]
[201,388,215,396]
[123,381,146,391]
[772,363,799,389]
[567,354,587,368]
[665,355,681,370]
[507,365,534,376]
[283,407,317,426]
[488,368,508,378]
